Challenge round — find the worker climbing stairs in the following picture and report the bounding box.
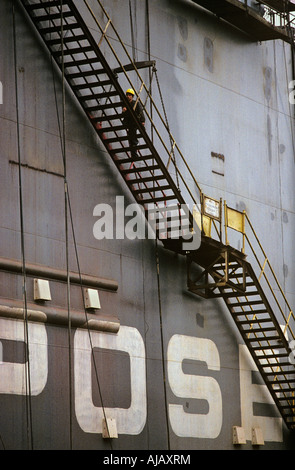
[19,0,295,430]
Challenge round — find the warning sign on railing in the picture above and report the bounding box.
[203,195,220,221]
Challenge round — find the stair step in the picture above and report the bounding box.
[33,11,74,22]
[48,34,87,46]
[84,109,121,118]
[238,318,273,326]
[133,185,172,194]
[121,164,160,175]
[72,81,113,91]
[67,70,107,80]
[255,350,288,358]
[86,101,122,111]
[89,90,118,100]
[261,364,293,372]
[39,23,81,35]
[279,402,295,409]
[245,327,278,334]
[212,291,251,299]
[110,144,148,155]
[27,0,63,10]
[276,389,295,396]
[81,87,118,97]
[230,300,264,307]
[264,368,295,376]
[234,308,269,316]
[104,135,129,144]
[63,57,103,68]
[126,175,167,185]
[247,336,280,351]
[269,378,295,385]
[100,124,126,133]
[114,154,154,165]
[143,195,177,204]
[52,46,93,57]
[224,291,259,299]
[79,91,118,102]
[244,338,280,351]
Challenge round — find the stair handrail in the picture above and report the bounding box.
[82,0,295,424]
[243,212,295,425]
[20,0,295,427]
[83,3,294,336]
[243,212,295,343]
[82,0,203,210]
[223,203,295,346]
[78,0,295,346]
[251,0,294,31]
[83,0,178,161]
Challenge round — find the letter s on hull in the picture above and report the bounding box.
[167,334,222,439]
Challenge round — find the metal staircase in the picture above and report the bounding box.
[19,0,295,430]
[188,237,295,429]
[18,0,196,245]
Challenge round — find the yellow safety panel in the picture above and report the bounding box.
[202,215,212,237]
[193,206,212,237]
[226,207,245,234]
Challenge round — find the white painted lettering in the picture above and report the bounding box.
[74,325,146,435]
[239,345,283,442]
[0,318,48,395]
[167,334,222,438]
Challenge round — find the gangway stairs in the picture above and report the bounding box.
[19,0,295,430]
[187,236,295,429]
[18,0,194,243]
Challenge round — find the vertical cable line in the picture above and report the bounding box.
[50,66,113,449]
[144,0,170,448]
[59,0,73,450]
[155,247,171,451]
[129,0,136,63]
[48,1,112,448]
[12,0,33,450]
[67,196,113,449]
[144,1,170,449]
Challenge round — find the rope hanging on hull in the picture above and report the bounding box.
[51,0,114,450]
[12,0,33,450]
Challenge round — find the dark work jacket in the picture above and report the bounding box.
[122,99,145,128]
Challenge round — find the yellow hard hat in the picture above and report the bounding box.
[126,88,135,96]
